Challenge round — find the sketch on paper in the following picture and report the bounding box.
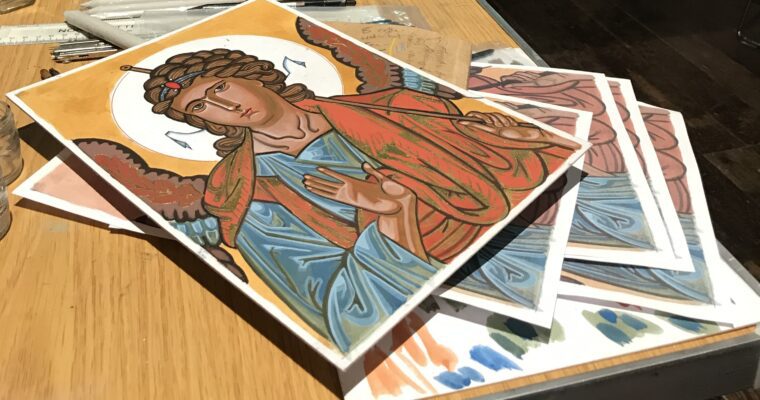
[8,0,587,368]
[468,63,681,271]
[559,106,735,323]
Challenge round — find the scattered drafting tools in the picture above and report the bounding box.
[48,6,427,62]
[52,40,119,62]
[0,15,216,46]
[84,0,355,19]
[81,0,354,7]
[0,5,415,47]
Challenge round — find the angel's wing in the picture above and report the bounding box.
[296,18,460,99]
[76,138,208,222]
[75,138,246,281]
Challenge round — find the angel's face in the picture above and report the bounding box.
[171,75,289,131]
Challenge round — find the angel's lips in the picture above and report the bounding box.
[240,108,254,118]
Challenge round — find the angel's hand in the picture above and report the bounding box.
[303,163,415,215]
[507,71,544,83]
[459,111,581,150]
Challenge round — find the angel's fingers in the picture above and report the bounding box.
[507,116,522,127]
[304,174,342,190]
[304,180,341,194]
[305,185,339,200]
[362,163,386,181]
[512,71,540,81]
[316,167,351,183]
[492,113,514,127]
[481,113,500,126]
[501,127,536,140]
[466,111,489,123]
[458,120,497,134]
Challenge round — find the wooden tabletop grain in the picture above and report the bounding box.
[0,1,755,399]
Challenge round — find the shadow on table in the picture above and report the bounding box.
[19,122,64,161]
[19,123,343,395]
[14,197,110,229]
[147,232,345,397]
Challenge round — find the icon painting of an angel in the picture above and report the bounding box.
[9,1,588,367]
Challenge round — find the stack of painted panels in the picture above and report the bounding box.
[6,1,760,398]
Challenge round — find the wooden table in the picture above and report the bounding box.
[0,1,758,399]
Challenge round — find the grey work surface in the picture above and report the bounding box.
[474,0,760,398]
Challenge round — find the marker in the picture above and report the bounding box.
[471,48,495,61]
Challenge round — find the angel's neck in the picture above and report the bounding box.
[253,110,332,156]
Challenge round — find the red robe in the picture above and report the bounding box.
[203,88,573,263]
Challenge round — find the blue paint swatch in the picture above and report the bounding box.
[596,323,632,345]
[434,367,486,390]
[621,314,647,331]
[668,316,703,332]
[598,309,617,323]
[470,345,521,371]
[458,367,484,382]
[434,371,470,389]
[505,318,539,340]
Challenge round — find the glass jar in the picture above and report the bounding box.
[0,101,22,185]
[0,0,35,14]
[0,165,9,240]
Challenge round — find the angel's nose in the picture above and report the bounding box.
[206,95,240,111]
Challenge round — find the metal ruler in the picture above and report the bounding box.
[0,20,141,46]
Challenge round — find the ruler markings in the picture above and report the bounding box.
[0,21,141,45]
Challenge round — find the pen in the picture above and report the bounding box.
[82,0,303,8]
[86,0,354,16]
[82,0,159,9]
[281,0,355,5]
[86,0,244,18]
[471,48,495,60]
[89,6,227,20]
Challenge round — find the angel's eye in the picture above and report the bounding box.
[191,102,206,112]
[214,82,227,93]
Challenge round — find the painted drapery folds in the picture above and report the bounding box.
[438,95,590,328]
[559,106,733,322]
[468,64,680,271]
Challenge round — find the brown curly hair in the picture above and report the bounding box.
[144,48,314,157]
